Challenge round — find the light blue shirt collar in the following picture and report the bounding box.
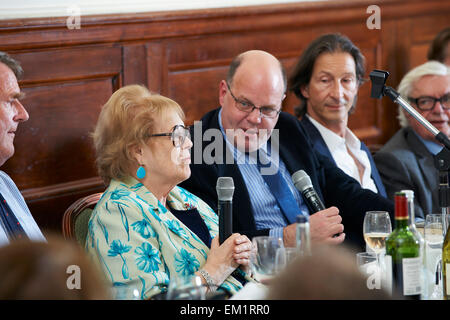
[412,129,443,155]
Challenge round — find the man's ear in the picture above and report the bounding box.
[219,80,228,107]
[300,84,310,99]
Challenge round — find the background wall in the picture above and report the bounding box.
[0,0,449,234]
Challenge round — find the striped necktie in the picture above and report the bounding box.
[0,192,28,241]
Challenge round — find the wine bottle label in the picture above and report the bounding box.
[402,257,421,296]
[447,263,450,295]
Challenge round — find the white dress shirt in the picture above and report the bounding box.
[307,115,378,193]
[0,171,46,246]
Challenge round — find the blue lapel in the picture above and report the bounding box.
[300,116,336,164]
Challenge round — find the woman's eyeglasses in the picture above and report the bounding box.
[147,124,191,147]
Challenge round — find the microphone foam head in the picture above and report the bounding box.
[216,177,235,201]
[291,170,313,192]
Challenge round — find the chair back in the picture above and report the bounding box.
[62,193,103,246]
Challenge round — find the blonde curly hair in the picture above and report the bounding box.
[93,85,185,184]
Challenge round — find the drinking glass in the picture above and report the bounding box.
[275,247,299,273]
[166,274,206,300]
[250,236,284,283]
[356,252,391,293]
[424,214,444,299]
[112,284,141,300]
[363,211,392,254]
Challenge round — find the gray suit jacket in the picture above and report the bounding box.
[373,127,439,220]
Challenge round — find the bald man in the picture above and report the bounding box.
[180,50,393,249]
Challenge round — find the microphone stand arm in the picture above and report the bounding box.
[382,85,450,235]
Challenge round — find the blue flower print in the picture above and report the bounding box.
[110,189,131,200]
[166,220,188,239]
[174,248,200,276]
[108,240,132,279]
[135,242,162,273]
[178,187,197,204]
[131,219,155,239]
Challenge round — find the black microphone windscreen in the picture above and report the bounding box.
[291,170,313,192]
[216,177,234,201]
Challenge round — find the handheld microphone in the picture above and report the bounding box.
[292,170,325,213]
[216,177,234,244]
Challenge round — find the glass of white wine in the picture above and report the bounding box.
[363,211,393,293]
[363,211,392,254]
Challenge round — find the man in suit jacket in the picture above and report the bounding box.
[180,50,393,250]
[374,61,450,221]
[0,52,45,245]
[288,33,386,197]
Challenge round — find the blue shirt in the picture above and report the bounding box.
[414,130,443,156]
[218,109,309,241]
[0,171,46,246]
[410,130,443,223]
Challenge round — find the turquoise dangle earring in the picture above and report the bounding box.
[136,165,146,179]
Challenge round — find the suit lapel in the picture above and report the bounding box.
[278,115,325,202]
[405,128,439,196]
[300,117,336,164]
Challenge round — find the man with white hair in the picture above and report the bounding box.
[374,61,450,221]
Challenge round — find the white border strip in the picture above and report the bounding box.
[0,0,320,20]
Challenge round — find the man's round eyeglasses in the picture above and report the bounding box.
[147,124,191,147]
[226,82,281,119]
[408,94,450,111]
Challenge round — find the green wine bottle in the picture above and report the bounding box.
[386,192,421,299]
[443,216,450,300]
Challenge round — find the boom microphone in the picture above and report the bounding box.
[216,177,234,244]
[292,170,325,213]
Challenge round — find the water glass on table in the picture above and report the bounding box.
[356,251,392,293]
[275,247,299,273]
[250,236,284,283]
[423,214,444,299]
[166,274,206,300]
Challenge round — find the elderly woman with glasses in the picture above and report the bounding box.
[86,85,253,299]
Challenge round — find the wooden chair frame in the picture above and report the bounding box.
[62,193,103,240]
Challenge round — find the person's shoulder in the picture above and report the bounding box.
[278,111,301,123]
[374,128,418,163]
[377,128,410,153]
[198,108,220,125]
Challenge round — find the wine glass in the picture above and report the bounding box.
[250,236,284,283]
[166,274,206,300]
[363,211,392,254]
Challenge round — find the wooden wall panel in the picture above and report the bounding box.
[0,0,448,234]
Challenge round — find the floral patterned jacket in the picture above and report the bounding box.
[85,176,248,299]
